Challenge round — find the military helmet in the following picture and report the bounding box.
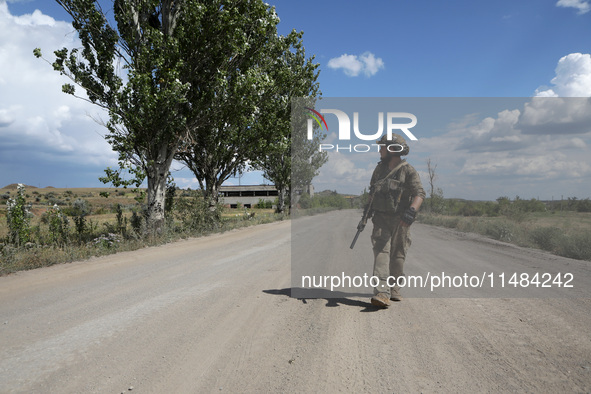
[377,133,409,156]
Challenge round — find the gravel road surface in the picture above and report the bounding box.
[1,210,590,393]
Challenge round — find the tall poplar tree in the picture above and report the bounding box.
[252,34,323,213]
[36,0,189,232]
[175,0,287,207]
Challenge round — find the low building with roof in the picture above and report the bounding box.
[219,185,278,209]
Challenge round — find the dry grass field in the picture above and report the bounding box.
[0,184,275,239]
[0,183,282,274]
[2,184,589,274]
[0,184,140,238]
[419,210,591,261]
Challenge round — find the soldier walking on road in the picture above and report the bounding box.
[369,134,425,308]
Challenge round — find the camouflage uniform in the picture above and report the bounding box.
[370,159,426,298]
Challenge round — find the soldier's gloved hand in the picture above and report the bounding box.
[401,207,417,226]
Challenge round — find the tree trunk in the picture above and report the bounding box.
[146,167,168,233]
[145,145,176,233]
[276,187,286,214]
[207,181,219,211]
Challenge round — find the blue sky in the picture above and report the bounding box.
[1,0,590,200]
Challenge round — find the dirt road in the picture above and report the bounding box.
[1,210,590,393]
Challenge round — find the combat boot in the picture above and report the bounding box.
[390,286,403,301]
[370,292,391,308]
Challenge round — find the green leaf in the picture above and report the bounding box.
[62,84,75,95]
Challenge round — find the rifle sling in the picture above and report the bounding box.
[376,161,408,188]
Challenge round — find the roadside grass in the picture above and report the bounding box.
[0,212,286,275]
[0,186,286,275]
[418,211,591,261]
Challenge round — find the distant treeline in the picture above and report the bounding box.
[424,196,591,217]
[299,190,591,216]
[297,191,354,210]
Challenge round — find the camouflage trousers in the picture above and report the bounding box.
[371,212,412,296]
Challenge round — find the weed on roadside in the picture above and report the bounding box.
[418,212,591,261]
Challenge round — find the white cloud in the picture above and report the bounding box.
[327,52,385,77]
[535,53,591,97]
[0,106,17,127]
[519,97,591,134]
[401,97,590,199]
[0,3,116,184]
[310,95,591,200]
[556,0,591,14]
[13,9,56,26]
[569,137,587,148]
[454,109,524,152]
[446,98,591,199]
[359,52,385,77]
[173,176,200,189]
[312,50,591,200]
[314,151,374,193]
[327,54,362,77]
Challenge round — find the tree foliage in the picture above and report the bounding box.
[174,0,276,205]
[290,97,328,210]
[174,2,321,212]
[252,35,323,213]
[36,0,191,232]
[36,0,324,222]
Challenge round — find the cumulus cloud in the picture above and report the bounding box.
[414,96,591,198]
[519,97,591,134]
[309,96,591,199]
[535,53,591,97]
[312,51,591,199]
[0,3,115,186]
[314,151,374,193]
[327,52,385,77]
[556,0,591,14]
[449,98,591,197]
[172,176,199,188]
[13,8,56,25]
[456,109,524,152]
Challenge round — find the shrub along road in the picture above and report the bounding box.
[0,210,590,392]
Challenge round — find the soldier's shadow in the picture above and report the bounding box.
[262,288,383,312]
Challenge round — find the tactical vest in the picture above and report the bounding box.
[371,162,408,214]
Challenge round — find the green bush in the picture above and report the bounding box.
[529,226,562,252]
[298,193,311,209]
[255,198,273,209]
[1,186,287,275]
[130,210,144,234]
[418,214,460,229]
[557,232,591,261]
[5,184,32,246]
[483,220,515,242]
[174,192,221,232]
[458,202,485,217]
[44,205,70,246]
[298,191,349,210]
[577,199,591,212]
[67,198,91,216]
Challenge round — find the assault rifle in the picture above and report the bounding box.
[350,192,374,249]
